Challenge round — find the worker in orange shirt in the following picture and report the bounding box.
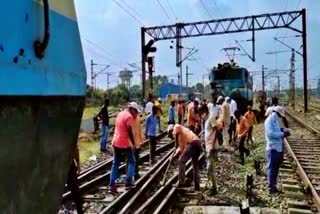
[178,100,184,124]
[154,98,163,132]
[244,106,257,144]
[167,124,202,190]
[235,110,250,165]
[131,112,145,180]
[187,99,200,133]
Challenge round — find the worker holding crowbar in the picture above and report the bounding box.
[166,124,202,190]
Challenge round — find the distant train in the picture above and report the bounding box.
[209,62,253,114]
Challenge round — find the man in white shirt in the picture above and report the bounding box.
[145,98,154,115]
[265,97,278,117]
[217,96,230,146]
[226,97,237,143]
[265,97,289,128]
[207,100,213,115]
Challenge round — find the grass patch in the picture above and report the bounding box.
[78,137,100,165]
[82,106,118,120]
[82,106,100,120]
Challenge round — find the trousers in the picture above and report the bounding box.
[148,136,157,164]
[179,140,202,191]
[110,146,136,187]
[246,126,253,143]
[267,150,283,190]
[222,124,230,146]
[239,135,250,164]
[100,125,109,150]
[207,149,218,190]
[67,161,83,214]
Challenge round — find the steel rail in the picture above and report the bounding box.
[133,153,205,214]
[284,109,320,209]
[99,148,174,214]
[283,139,320,210]
[62,132,172,202]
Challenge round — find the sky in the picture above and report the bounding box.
[74,0,320,91]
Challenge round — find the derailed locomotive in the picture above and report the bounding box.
[210,62,253,114]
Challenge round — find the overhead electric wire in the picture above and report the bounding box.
[82,38,127,69]
[112,0,145,26]
[119,0,145,21]
[155,0,173,22]
[199,0,213,19]
[165,0,179,21]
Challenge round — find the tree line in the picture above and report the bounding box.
[86,75,209,106]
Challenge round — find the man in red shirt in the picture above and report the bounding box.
[109,102,140,195]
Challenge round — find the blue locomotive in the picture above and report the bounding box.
[0,1,86,213]
[210,62,253,114]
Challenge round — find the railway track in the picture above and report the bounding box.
[99,151,205,214]
[63,129,165,199]
[60,131,175,213]
[281,109,320,213]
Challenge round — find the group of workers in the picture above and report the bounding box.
[67,95,290,213]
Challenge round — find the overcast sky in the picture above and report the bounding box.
[74,0,320,91]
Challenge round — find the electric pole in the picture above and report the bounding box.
[202,75,205,99]
[177,73,181,90]
[186,65,193,88]
[277,75,280,97]
[180,65,183,94]
[91,60,95,102]
[289,49,295,109]
[106,73,112,91]
[186,65,188,88]
[262,65,265,93]
[91,60,94,88]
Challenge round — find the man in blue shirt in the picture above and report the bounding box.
[145,106,158,165]
[264,106,290,194]
[168,101,175,125]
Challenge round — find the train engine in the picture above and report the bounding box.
[209,62,253,114]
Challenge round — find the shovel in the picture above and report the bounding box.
[160,152,175,186]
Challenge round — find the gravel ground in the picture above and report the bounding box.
[202,123,288,212]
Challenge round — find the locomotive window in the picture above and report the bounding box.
[213,68,243,80]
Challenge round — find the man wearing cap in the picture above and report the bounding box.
[217,96,231,146]
[265,97,289,128]
[109,102,140,195]
[265,97,278,117]
[187,99,200,133]
[167,124,202,191]
[264,106,290,194]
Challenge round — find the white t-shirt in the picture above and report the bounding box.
[207,102,213,115]
[265,105,285,117]
[145,102,153,114]
[265,106,274,117]
[205,115,219,152]
[230,99,237,118]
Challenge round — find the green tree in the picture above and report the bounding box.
[195,83,204,93]
[159,75,169,85]
[130,85,142,100]
[110,84,130,105]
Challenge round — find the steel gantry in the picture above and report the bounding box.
[141,9,308,112]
